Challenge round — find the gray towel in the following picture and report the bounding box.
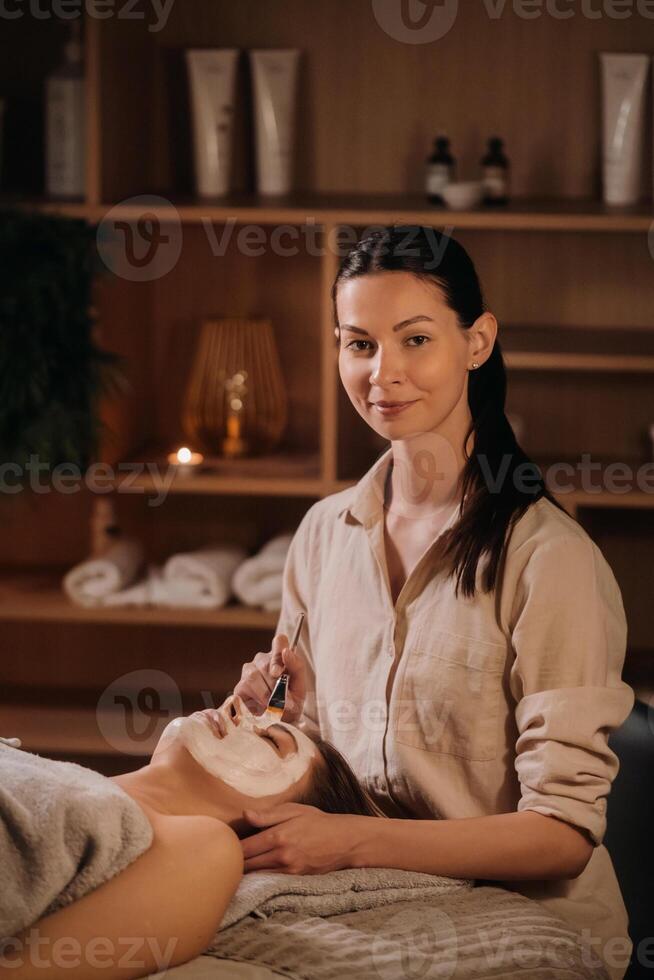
[209,877,609,980]
[0,743,154,938]
[219,866,472,930]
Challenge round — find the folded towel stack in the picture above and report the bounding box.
[232,533,293,612]
[62,538,144,607]
[63,542,247,610]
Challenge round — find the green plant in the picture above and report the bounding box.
[0,207,125,474]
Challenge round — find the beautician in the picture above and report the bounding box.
[234,225,635,980]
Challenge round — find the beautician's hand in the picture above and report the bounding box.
[233,632,307,723]
[241,804,365,875]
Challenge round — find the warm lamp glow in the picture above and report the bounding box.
[177,447,192,463]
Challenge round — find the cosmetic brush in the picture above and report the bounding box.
[266,611,305,718]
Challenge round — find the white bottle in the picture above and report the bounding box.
[45,21,85,199]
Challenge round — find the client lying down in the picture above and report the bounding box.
[0,694,377,980]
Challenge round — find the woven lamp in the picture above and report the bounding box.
[182,317,288,458]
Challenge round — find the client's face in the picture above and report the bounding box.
[152,694,319,804]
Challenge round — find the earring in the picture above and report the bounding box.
[471,362,479,369]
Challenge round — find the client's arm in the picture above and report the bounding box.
[3,814,243,979]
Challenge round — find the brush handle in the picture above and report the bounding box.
[289,611,305,652]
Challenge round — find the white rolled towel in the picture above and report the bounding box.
[101,564,171,607]
[62,538,144,607]
[162,544,248,608]
[232,533,293,612]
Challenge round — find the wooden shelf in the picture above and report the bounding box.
[502,324,654,373]
[0,571,278,629]
[505,352,654,373]
[532,457,654,508]
[0,704,149,756]
[113,448,325,498]
[5,193,653,233]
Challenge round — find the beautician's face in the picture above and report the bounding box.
[336,271,472,441]
[152,694,319,800]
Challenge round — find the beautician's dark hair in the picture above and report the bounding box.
[331,224,570,599]
[300,735,383,818]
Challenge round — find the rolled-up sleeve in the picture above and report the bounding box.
[274,506,320,734]
[508,532,635,846]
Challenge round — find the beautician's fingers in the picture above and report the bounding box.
[241,804,308,859]
[241,827,281,861]
[243,850,288,874]
[269,633,290,678]
[244,803,304,828]
[233,660,275,715]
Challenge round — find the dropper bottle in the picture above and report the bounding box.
[425,134,455,206]
[481,136,510,205]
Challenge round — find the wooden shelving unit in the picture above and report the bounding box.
[6,192,654,233]
[1,4,653,764]
[0,569,279,629]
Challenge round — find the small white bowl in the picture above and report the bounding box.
[441,181,484,210]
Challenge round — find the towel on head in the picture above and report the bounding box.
[62,538,143,606]
[0,743,153,940]
[232,533,293,612]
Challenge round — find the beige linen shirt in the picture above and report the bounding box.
[275,446,635,980]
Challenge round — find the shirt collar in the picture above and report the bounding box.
[336,445,467,535]
[336,446,394,527]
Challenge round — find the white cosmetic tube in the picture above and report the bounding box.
[249,49,300,196]
[599,53,649,206]
[186,49,239,198]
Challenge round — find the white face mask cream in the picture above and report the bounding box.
[156,695,316,798]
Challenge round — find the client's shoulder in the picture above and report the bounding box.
[151,810,241,854]
[148,812,243,896]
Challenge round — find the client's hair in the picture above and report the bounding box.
[299,735,383,818]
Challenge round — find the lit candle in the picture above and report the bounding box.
[166,446,204,477]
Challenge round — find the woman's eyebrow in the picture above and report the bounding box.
[340,314,435,336]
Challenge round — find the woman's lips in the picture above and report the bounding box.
[371,400,417,416]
